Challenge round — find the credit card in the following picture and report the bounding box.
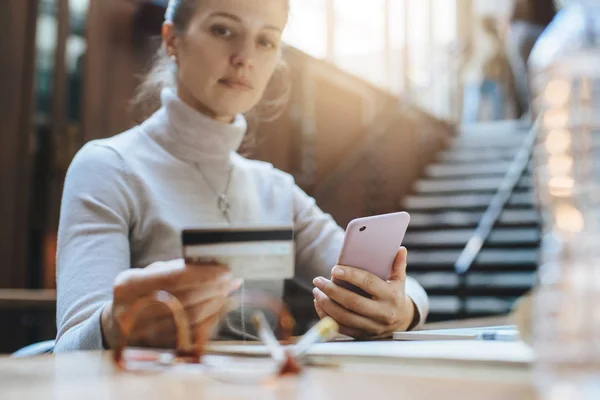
[182,226,295,281]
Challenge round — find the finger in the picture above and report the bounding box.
[193,301,232,344]
[328,266,390,299]
[163,263,232,292]
[143,260,232,291]
[338,325,370,339]
[124,296,230,346]
[388,247,408,283]
[314,299,368,339]
[314,299,328,320]
[113,279,238,327]
[127,317,178,349]
[313,288,384,336]
[313,277,393,325]
[113,300,177,334]
[114,262,232,301]
[115,269,236,306]
[188,296,230,327]
[143,328,177,349]
[176,278,243,307]
[133,304,226,350]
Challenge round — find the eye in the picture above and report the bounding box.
[258,37,277,49]
[211,25,234,38]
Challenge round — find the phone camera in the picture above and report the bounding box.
[359,226,366,232]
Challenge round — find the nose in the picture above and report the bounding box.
[231,38,255,70]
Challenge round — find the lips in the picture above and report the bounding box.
[218,78,253,90]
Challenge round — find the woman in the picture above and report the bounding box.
[55,0,429,352]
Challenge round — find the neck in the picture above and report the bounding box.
[176,82,234,123]
[141,88,248,168]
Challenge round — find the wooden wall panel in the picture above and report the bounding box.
[0,0,38,289]
[0,0,39,354]
[82,0,141,143]
[40,0,144,288]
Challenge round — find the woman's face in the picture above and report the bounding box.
[164,0,288,122]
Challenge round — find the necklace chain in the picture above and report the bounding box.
[195,163,233,224]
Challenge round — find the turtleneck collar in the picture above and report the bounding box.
[143,87,247,167]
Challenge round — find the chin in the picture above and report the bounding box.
[210,97,258,118]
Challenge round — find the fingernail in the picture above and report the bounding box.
[332,267,344,277]
[312,287,321,299]
[313,277,325,288]
[229,278,244,293]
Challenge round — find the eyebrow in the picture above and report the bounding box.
[208,11,283,33]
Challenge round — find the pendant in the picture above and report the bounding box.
[218,194,230,217]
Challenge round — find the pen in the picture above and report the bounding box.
[251,311,286,363]
[393,329,521,341]
[476,331,521,341]
[252,313,339,362]
[292,317,339,357]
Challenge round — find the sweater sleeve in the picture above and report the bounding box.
[54,143,136,352]
[291,185,429,330]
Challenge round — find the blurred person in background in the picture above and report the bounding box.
[461,15,517,123]
[503,0,558,117]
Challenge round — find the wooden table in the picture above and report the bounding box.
[0,344,535,400]
[0,316,535,399]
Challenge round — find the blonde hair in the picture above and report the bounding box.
[130,0,291,140]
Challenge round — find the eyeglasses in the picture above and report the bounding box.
[112,290,338,383]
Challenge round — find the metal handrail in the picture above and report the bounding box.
[453,122,537,275]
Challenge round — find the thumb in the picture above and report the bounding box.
[388,247,407,283]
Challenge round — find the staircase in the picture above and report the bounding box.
[401,120,540,322]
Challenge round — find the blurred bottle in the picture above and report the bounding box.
[529,0,600,398]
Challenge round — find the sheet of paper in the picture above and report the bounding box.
[205,339,534,366]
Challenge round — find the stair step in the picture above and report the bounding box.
[412,271,534,296]
[403,192,534,211]
[426,311,509,323]
[427,297,517,315]
[407,209,540,229]
[414,175,533,194]
[438,148,517,163]
[408,248,538,271]
[403,228,540,249]
[451,135,526,149]
[425,161,527,178]
[425,286,531,297]
[459,120,530,137]
[412,271,535,287]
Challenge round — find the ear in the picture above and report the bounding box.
[162,22,178,57]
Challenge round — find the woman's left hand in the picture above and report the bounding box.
[312,247,415,339]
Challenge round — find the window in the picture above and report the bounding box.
[283,0,460,119]
[333,0,387,87]
[283,0,328,59]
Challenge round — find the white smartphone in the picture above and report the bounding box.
[334,211,410,297]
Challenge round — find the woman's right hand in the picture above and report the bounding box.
[100,259,241,349]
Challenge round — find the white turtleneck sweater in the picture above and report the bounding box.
[54,88,429,352]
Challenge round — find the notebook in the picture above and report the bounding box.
[205,335,534,368]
